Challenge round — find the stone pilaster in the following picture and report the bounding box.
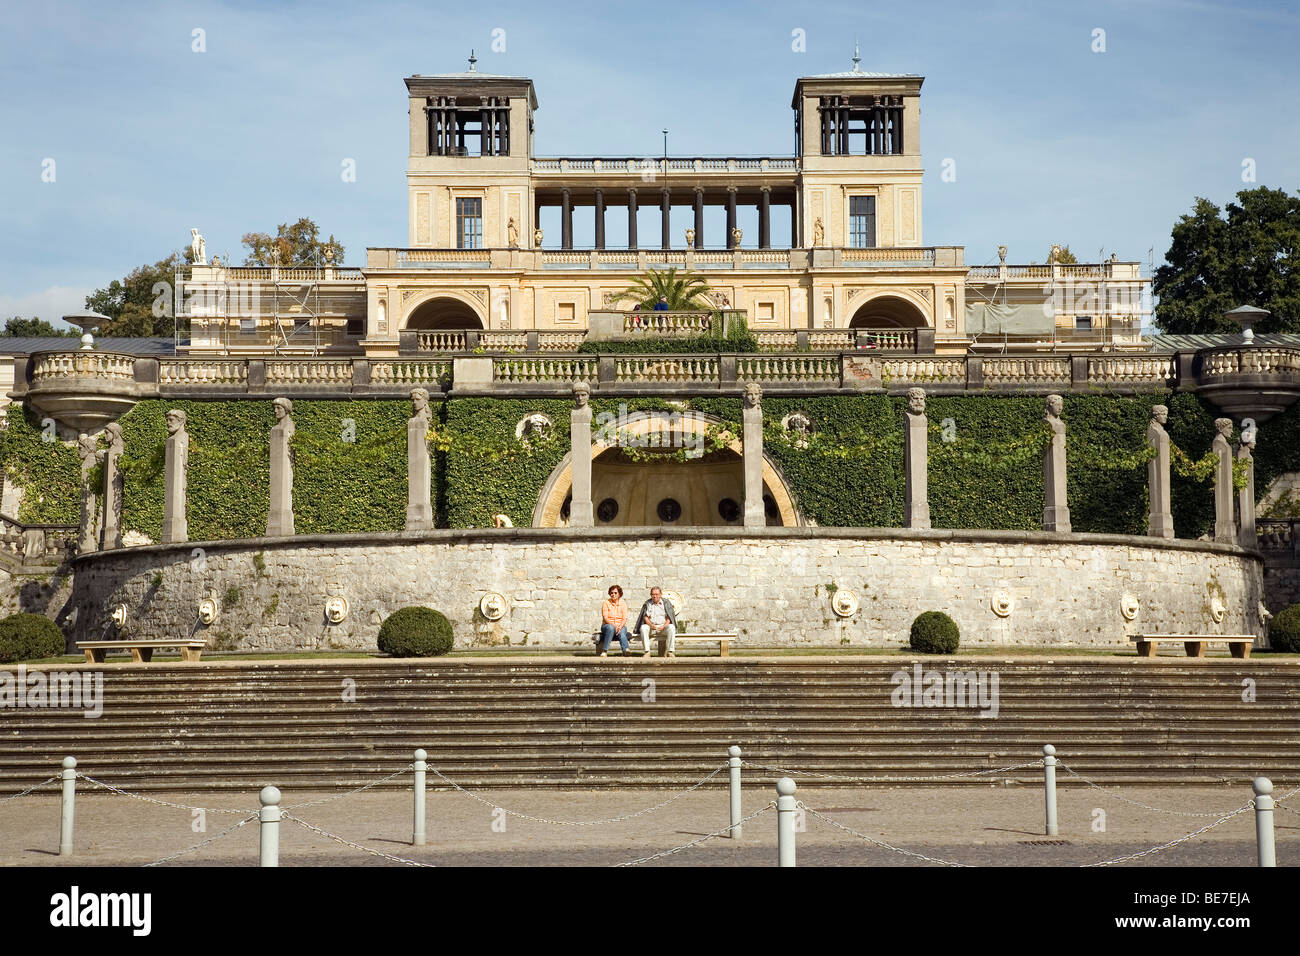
[1042,395,1071,533]
[77,432,99,554]
[904,388,931,529]
[267,398,295,537]
[1212,418,1235,544]
[569,382,594,527]
[405,389,434,531]
[1146,405,1174,539]
[1237,430,1257,549]
[162,409,189,544]
[743,383,764,528]
[101,423,124,550]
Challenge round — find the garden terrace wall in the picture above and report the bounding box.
[68,527,1264,652]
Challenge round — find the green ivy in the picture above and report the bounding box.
[7,389,1300,539]
[0,404,80,524]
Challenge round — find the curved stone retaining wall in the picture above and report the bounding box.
[68,528,1266,651]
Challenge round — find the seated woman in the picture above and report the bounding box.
[599,585,631,657]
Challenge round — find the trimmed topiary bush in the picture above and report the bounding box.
[0,613,67,662]
[377,606,454,657]
[1271,605,1300,653]
[909,611,960,654]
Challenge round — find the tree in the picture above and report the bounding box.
[1,317,78,338]
[241,218,345,267]
[85,251,188,337]
[1050,245,1078,264]
[610,268,712,310]
[1153,187,1300,334]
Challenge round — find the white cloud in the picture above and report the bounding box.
[0,286,91,330]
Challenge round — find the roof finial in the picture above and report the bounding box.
[852,40,861,72]
[468,49,477,72]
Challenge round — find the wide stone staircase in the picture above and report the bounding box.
[4,657,1299,792]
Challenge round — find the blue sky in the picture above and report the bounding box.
[1,0,1297,328]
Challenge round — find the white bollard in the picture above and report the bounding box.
[59,756,76,857]
[1253,777,1275,867]
[413,749,427,847]
[259,785,281,867]
[1042,744,1058,837]
[728,746,742,839]
[776,777,797,867]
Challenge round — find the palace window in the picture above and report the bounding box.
[849,196,876,248]
[456,198,483,249]
[1074,315,1094,332]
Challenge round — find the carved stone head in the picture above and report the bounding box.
[1215,417,1233,439]
[166,409,187,434]
[411,387,429,415]
[907,387,926,415]
[106,422,124,449]
[1150,404,1168,426]
[572,381,590,408]
[744,382,762,409]
[273,397,293,421]
[1045,394,1064,418]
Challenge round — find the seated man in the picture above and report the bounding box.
[634,586,677,658]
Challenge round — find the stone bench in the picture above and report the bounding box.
[589,631,738,657]
[1129,634,1255,659]
[77,639,208,663]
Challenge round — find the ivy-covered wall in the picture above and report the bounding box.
[3,391,1295,541]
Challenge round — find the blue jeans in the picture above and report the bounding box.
[600,623,630,652]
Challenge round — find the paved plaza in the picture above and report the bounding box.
[2,782,1293,867]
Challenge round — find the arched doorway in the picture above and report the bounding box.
[532,411,801,528]
[405,295,485,330]
[848,294,929,329]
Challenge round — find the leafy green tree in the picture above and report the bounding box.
[241,218,345,267]
[1,317,78,338]
[1154,187,1300,334]
[610,268,712,310]
[85,251,188,337]
[1050,245,1078,264]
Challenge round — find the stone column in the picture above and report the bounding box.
[593,188,605,250]
[758,186,771,249]
[627,189,638,249]
[76,432,99,554]
[405,389,434,531]
[1237,425,1257,549]
[569,382,594,527]
[560,188,572,250]
[742,383,765,528]
[660,189,671,250]
[162,409,189,544]
[1212,417,1235,544]
[101,423,124,550]
[726,188,738,249]
[791,198,799,248]
[1042,394,1071,532]
[1145,405,1174,538]
[904,388,931,529]
[693,187,705,249]
[267,397,295,536]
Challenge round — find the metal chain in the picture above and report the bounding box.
[1054,762,1250,818]
[800,803,972,867]
[425,764,728,827]
[76,773,253,815]
[282,813,435,867]
[1079,804,1254,867]
[741,759,1043,785]
[0,776,58,804]
[143,814,258,867]
[283,766,413,810]
[614,803,776,867]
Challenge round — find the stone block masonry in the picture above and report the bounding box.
[67,528,1265,652]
